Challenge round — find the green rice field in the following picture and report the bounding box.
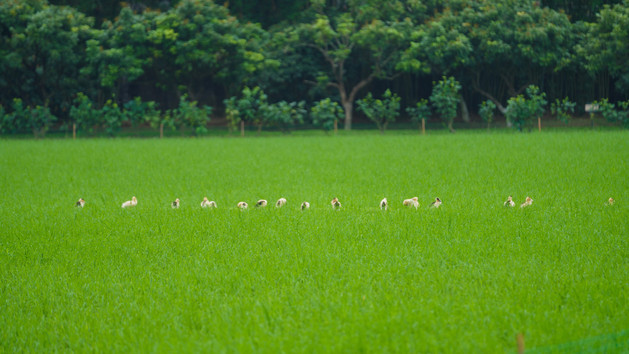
[1,131,628,352]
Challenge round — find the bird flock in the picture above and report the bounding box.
[74,196,616,209]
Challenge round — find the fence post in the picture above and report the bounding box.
[240,120,245,137]
[334,120,338,136]
[422,118,426,135]
[517,333,525,354]
[160,123,164,139]
[72,123,76,140]
[538,117,541,132]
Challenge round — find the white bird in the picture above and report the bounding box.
[256,199,268,208]
[172,198,180,209]
[237,201,248,210]
[380,198,388,210]
[276,198,287,208]
[122,196,137,208]
[75,198,85,208]
[331,198,341,209]
[429,197,442,208]
[504,196,515,207]
[301,201,310,210]
[201,197,216,208]
[608,197,615,205]
[403,197,419,209]
[520,196,533,208]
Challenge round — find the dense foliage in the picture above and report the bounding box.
[1,0,629,136]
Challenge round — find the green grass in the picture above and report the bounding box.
[1,131,628,352]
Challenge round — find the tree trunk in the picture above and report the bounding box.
[257,123,262,135]
[459,97,470,123]
[334,119,338,135]
[240,120,245,137]
[72,123,76,140]
[342,101,352,130]
[160,123,164,139]
[422,118,425,135]
[448,118,455,133]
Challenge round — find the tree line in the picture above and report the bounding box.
[1,0,629,137]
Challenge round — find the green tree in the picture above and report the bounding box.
[430,76,461,133]
[310,98,343,134]
[145,0,277,105]
[0,2,95,117]
[356,89,401,134]
[580,2,629,94]
[82,7,149,104]
[295,7,414,130]
[400,0,575,122]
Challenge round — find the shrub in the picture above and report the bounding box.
[1,99,27,134]
[69,93,98,134]
[430,76,461,132]
[550,97,576,124]
[356,89,401,134]
[123,97,154,127]
[406,99,430,132]
[265,101,307,133]
[173,94,212,135]
[100,99,124,136]
[311,98,343,134]
[505,85,547,132]
[27,105,57,138]
[594,99,629,128]
[478,100,496,129]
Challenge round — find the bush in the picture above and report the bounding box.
[173,94,212,135]
[100,99,124,136]
[550,97,576,124]
[224,87,268,136]
[0,99,56,137]
[311,98,343,133]
[505,85,547,132]
[265,101,307,133]
[406,99,430,131]
[223,96,240,134]
[430,76,461,132]
[123,97,154,127]
[0,99,27,134]
[356,89,401,134]
[478,100,496,129]
[27,105,57,138]
[69,93,98,134]
[594,99,629,128]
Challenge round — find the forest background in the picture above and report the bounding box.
[2,0,629,135]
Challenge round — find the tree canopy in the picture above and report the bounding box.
[1,0,628,135]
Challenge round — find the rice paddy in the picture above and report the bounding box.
[1,130,628,352]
